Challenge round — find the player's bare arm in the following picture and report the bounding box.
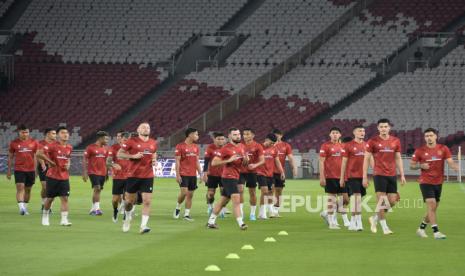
[6,150,13,180]
[395,152,406,185]
[340,157,348,187]
[175,155,182,184]
[319,156,326,187]
[248,154,264,170]
[446,158,459,172]
[36,149,56,167]
[287,153,298,177]
[362,151,372,187]
[275,157,285,180]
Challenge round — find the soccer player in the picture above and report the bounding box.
[411,128,459,239]
[37,128,57,211]
[203,132,226,216]
[108,130,129,222]
[117,122,157,234]
[319,127,349,229]
[363,118,406,235]
[173,128,202,221]
[256,133,285,219]
[340,126,368,231]
[206,127,248,230]
[271,129,297,217]
[37,126,73,226]
[83,131,113,216]
[7,125,39,215]
[240,128,264,221]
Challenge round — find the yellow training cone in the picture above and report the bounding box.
[264,237,277,242]
[225,253,240,259]
[278,231,289,236]
[241,244,254,250]
[205,265,221,272]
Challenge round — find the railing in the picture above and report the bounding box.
[0,54,14,84]
[162,0,373,149]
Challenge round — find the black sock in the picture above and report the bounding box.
[113,207,118,215]
[420,221,427,230]
[432,225,439,233]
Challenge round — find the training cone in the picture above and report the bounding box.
[241,244,254,250]
[278,231,289,236]
[264,237,277,242]
[205,265,221,272]
[225,253,240,259]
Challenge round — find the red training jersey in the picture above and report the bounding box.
[215,142,246,180]
[84,143,109,176]
[109,144,129,180]
[9,138,39,172]
[342,140,367,179]
[204,144,223,177]
[243,140,264,173]
[44,142,73,180]
[175,142,200,177]
[256,144,278,177]
[274,141,292,174]
[121,136,157,179]
[412,144,452,185]
[366,135,401,176]
[319,141,343,179]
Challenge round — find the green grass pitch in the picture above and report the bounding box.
[0,176,464,276]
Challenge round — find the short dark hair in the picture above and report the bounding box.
[17,124,28,131]
[228,127,239,133]
[56,126,68,133]
[342,136,353,143]
[329,127,341,134]
[265,133,277,143]
[243,127,254,134]
[212,132,225,138]
[377,118,391,125]
[185,127,198,137]
[424,128,438,135]
[130,132,138,137]
[43,128,54,135]
[116,129,126,135]
[272,129,283,135]
[352,125,364,131]
[96,131,109,139]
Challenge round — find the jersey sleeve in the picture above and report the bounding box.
[121,139,133,152]
[411,149,421,162]
[342,143,349,158]
[84,146,91,159]
[8,142,15,154]
[33,140,39,153]
[395,139,402,153]
[257,144,264,156]
[319,144,327,158]
[174,144,183,157]
[204,146,212,158]
[285,143,292,155]
[365,140,375,153]
[444,146,452,159]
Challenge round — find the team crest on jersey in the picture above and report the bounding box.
[137,145,141,148]
[437,150,442,155]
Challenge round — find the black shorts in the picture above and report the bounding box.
[221,178,239,198]
[179,176,198,191]
[126,177,154,194]
[37,164,48,182]
[257,175,273,191]
[239,173,257,188]
[46,177,70,198]
[347,178,366,197]
[206,175,222,189]
[374,175,397,193]
[112,179,127,195]
[89,174,106,189]
[420,184,442,202]
[273,173,285,188]
[324,178,348,194]
[14,171,35,187]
